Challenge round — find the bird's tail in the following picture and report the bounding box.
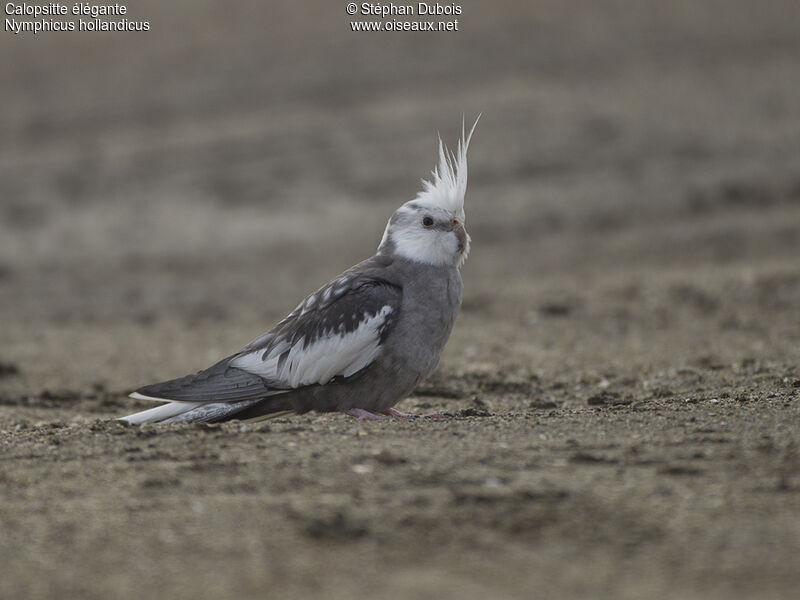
[119,394,294,424]
[119,358,297,424]
[119,397,205,424]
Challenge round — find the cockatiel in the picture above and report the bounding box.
[121,117,479,423]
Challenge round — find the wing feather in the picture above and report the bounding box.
[231,277,401,388]
[125,261,401,410]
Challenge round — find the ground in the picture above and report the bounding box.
[1,1,799,599]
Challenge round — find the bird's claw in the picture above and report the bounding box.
[381,408,419,419]
[346,408,388,421]
[345,408,445,420]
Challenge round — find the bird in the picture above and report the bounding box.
[120,117,479,424]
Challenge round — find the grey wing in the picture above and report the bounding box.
[231,276,402,388]
[133,274,402,404]
[132,357,279,403]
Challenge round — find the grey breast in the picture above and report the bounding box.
[381,259,463,382]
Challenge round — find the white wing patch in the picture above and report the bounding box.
[231,305,393,388]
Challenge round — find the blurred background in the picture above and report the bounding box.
[2,2,800,599]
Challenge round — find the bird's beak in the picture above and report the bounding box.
[452,218,468,253]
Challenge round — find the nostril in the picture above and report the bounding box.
[452,218,461,226]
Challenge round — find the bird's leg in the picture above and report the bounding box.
[346,408,388,421]
[381,408,445,419]
[381,408,419,419]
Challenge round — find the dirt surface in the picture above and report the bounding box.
[2,1,800,598]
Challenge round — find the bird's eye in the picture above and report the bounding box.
[422,216,434,227]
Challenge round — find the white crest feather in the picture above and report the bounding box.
[414,114,481,219]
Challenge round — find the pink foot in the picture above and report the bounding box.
[381,408,445,419]
[381,408,418,419]
[346,408,388,421]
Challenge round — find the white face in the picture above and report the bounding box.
[379,202,471,268]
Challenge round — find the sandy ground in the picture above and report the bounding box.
[1,1,799,598]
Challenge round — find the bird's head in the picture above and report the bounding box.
[378,116,479,269]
